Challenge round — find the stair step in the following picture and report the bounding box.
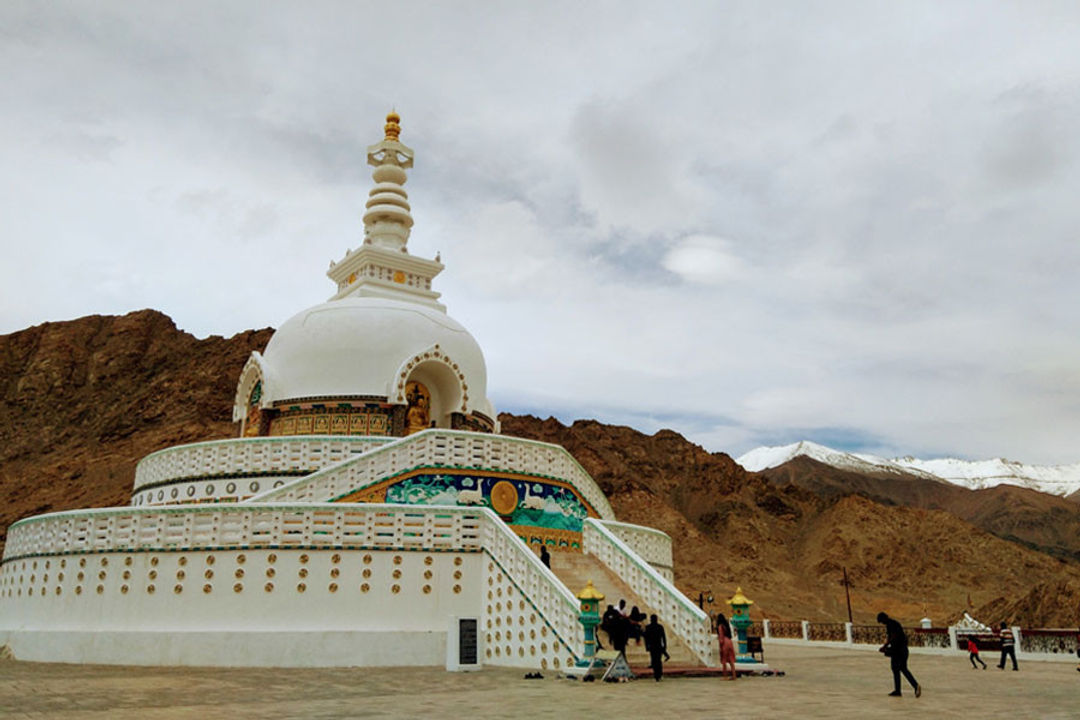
[547,552,704,668]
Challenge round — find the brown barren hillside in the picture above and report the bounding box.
[500,416,1080,626]
[2,311,1079,626]
[0,311,272,547]
[758,455,1080,561]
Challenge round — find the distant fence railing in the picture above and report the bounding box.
[1018,629,1079,656]
[760,621,1079,660]
[851,624,886,645]
[767,621,804,640]
[808,622,847,642]
[909,627,951,649]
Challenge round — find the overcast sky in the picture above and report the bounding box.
[2,2,1078,464]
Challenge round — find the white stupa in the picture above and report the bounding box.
[0,114,714,671]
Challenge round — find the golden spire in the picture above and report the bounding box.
[384,111,401,141]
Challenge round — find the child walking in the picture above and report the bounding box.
[967,638,987,669]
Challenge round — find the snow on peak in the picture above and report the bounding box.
[736,442,1080,498]
[736,441,917,477]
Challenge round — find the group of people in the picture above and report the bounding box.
[600,600,649,652]
[965,622,1019,671]
[598,599,670,680]
[877,613,1059,698]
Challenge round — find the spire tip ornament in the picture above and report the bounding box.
[384,111,401,141]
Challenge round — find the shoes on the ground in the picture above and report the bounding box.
[888,691,902,697]
[915,684,922,698]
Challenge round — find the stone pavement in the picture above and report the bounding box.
[1,643,1077,719]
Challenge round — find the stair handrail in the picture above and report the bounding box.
[583,517,715,666]
[243,429,615,520]
[474,506,584,666]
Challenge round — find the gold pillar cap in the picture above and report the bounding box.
[726,586,754,606]
[577,580,605,601]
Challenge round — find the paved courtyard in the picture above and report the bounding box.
[1,644,1077,719]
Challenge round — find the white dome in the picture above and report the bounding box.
[260,296,495,420]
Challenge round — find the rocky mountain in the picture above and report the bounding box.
[755,455,1080,563]
[2,311,1079,627]
[739,440,1080,498]
[501,417,1080,627]
[0,310,273,549]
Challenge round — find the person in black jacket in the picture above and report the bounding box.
[643,614,670,681]
[878,612,921,698]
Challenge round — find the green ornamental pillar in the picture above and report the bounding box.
[576,580,605,665]
[726,586,755,660]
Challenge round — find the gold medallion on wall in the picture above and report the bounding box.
[490,481,519,516]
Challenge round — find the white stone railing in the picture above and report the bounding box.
[759,621,1078,662]
[583,518,714,666]
[247,429,615,520]
[2,502,584,665]
[2,503,478,558]
[479,509,583,667]
[596,519,673,578]
[134,436,393,494]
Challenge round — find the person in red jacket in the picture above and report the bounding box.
[967,637,987,669]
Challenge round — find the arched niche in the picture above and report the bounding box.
[392,345,467,432]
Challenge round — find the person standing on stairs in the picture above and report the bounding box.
[644,614,669,681]
[539,544,550,569]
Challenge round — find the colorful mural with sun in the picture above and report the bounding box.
[332,469,596,549]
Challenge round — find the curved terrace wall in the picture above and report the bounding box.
[133,436,394,506]
[0,503,582,670]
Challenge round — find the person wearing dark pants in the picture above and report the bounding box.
[967,638,987,669]
[878,612,921,698]
[643,614,670,681]
[997,622,1018,671]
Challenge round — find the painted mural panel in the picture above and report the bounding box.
[383,473,589,533]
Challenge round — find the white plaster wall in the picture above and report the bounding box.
[0,549,481,632]
[0,630,445,667]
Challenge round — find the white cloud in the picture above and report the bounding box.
[661,235,745,285]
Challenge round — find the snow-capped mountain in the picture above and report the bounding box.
[736,441,1080,498]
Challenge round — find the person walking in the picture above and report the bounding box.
[877,612,921,698]
[997,622,1018,671]
[539,544,550,569]
[643,614,670,681]
[967,637,987,669]
[716,612,737,680]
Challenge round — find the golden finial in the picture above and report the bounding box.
[384,111,401,141]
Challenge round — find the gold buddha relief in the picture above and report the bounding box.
[405,381,431,435]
